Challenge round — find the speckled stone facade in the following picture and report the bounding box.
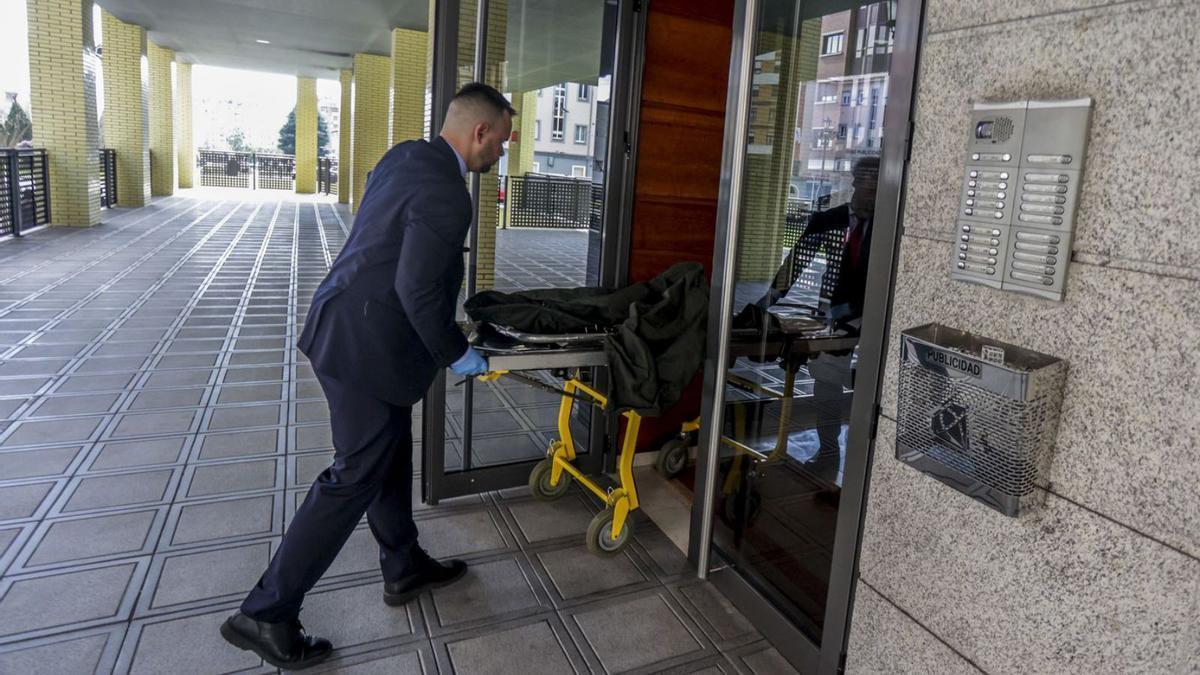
[849,1,1200,672]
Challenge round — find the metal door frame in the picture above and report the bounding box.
[423,0,644,503]
[686,0,927,670]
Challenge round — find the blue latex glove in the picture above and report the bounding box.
[449,346,488,377]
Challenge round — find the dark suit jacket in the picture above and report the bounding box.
[768,203,872,322]
[297,137,472,405]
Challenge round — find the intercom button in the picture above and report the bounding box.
[1010,270,1054,286]
[1018,214,1063,225]
[968,180,977,188]
[962,225,972,232]
[993,212,1004,219]
[964,208,974,216]
[1000,172,1009,180]
[1026,173,1069,183]
[971,153,980,161]
[991,229,1001,236]
[1027,154,1072,164]
[1012,260,1056,276]
[966,199,975,206]
[967,189,976,197]
[969,170,978,178]
[1015,232,1060,245]
[997,192,1006,199]
[1023,183,1068,194]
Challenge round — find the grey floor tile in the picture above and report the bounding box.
[729,641,801,675]
[126,387,207,410]
[94,341,160,356]
[307,646,432,675]
[216,382,285,405]
[296,423,333,451]
[54,372,135,393]
[292,451,333,487]
[155,353,221,369]
[19,508,163,569]
[120,608,267,675]
[0,358,71,377]
[0,399,26,419]
[0,481,59,522]
[228,350,286,366]
[533,543,651,605]
[295,379,324,400]
[0,446,85,480]
[59,469,175,513]
[567,589,711,673]
[108,410,199,438]
[195,428,281,460]
[504,495,595,546]
[0,559,145,641]
[435,613,582,675]
[206,403,283,431]
[302,580,421,649]
[0,525,30,575]
[167,493,278,547]
[0,626,124,675]
[27,393,121,417]
[672,581,761,650]
[86,437,189,471]
[1,416,106,447]
[145,540,273,611]
[424,555,546,634]
[73,355,147,373]
[15,343,87,358]
[222,366,285,384]
[296,400,331,422]
[0,378,51,396]
[417,509,512,560]
[184,458,280,498]
[141,368,214,389]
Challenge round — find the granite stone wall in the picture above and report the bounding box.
[846,0,1200,672]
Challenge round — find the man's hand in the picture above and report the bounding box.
[449,346,488,376]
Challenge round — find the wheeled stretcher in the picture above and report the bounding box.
[468,323,643,556]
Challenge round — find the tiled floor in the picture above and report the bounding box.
[0,194,795,674]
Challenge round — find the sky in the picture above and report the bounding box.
[1,0,340,153]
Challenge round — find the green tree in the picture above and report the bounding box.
[277,108,330,157]
[1,101,34,147]
[226,128,250,152]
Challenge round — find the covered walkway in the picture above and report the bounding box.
[0,194,786,674]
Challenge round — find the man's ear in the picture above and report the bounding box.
[474,122,491,143]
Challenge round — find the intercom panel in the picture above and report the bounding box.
[950,98,1092,301]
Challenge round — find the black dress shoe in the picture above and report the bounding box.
[220,611,332,671]
[383,554,468,606]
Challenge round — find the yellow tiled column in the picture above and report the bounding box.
[350,54,390,214]
[26,0,101,226]
[338,69,352,204]
[148,41,176,196]
[390,28,429,146]
[176,62,194,188]
[99,9,150,207]
[509,90,537,177]
[457,0,508,291]
[295,77,318,194]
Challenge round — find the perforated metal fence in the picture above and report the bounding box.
[198,150,254,188]
[504,174,594,229]
[256,153,295,191]
[100,148,117,208]
[1,149,51,237]
[317,156,338,195]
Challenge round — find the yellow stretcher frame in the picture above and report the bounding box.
[478,369,642,556]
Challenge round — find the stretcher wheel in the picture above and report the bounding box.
[586,507,632,556]
[529,458,571,501]
[655,439,689,479]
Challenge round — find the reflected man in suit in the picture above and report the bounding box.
[220,84,514,670]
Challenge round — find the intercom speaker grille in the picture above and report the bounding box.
[992,117,1014,143]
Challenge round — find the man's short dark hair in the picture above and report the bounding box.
[453,82,517,118]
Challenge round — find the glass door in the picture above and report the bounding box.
[692,0,921,670]
[423,0,631,502]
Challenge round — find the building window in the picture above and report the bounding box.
[838,124,847,139]
[818,82,838,103]
[841,88,851,106]
[535,120,541,140]
[571,165,586,178]
[532,161,540,173]
[574,125,588,144]
[821,32,844,56]
[577,84,589,101]
[552,83,567,141]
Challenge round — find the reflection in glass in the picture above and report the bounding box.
[712,0,894,640]
[446,1,618,472]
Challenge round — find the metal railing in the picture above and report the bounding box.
[500,174,600,229]
[196,149,300,191]
[100,148,117,208]
[256,153,295,191]
[317,156,338,195]
[1,148,51,237]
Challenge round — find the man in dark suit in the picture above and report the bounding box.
[220,83,514,670]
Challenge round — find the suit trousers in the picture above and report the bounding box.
[241,372,420,623]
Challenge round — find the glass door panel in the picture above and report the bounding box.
[709,0,896,641]
[426,0,623,498]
